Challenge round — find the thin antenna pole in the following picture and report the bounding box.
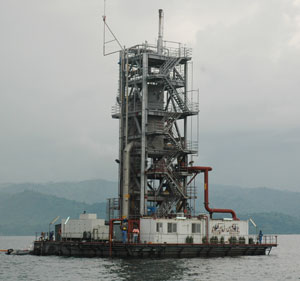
[197,89,199,157]
[102,0,124,56]
[103,0,106,56]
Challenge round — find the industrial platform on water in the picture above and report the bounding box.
[33,9,277,258]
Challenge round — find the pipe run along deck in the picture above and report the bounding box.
[33,240,277,258]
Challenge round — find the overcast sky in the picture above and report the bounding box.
[0,0,299,191]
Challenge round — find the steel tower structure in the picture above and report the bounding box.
[111,10,199,219]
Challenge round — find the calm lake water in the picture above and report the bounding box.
[0,235,299,281]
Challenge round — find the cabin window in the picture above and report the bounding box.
[192,223,201,233]
[167,223,177,233]
[156,222,163,233]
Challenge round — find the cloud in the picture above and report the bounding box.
[190,0,300,189]
[0,0,299,190]
[193,0,300,132]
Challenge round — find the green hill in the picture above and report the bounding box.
[1,179,300,235]
[239,212,300,234]
[207,184,300,218]
[1,180,300,219]
[0,190,106,235]
[0,179,116,204]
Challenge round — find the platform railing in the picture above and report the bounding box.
[186,141,198,151]
[60,232,109,241]
[126,42,192,58]
[35,231,109,242]
[36,231,277,246]
[111,104,120,115]
[248,234,278,245]
[127,233,278,245]
[111,100,199,117]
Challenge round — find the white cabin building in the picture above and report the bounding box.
[140,216,249,244]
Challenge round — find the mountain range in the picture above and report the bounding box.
[0,179,299,235]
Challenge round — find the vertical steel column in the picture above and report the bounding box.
[122,142,133,219]
[183,62,188,208]
[184,62,188,150]
[125,52,129,146]
[119,50,125,218]
[140,52,148,216]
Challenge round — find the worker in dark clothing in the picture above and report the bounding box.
[122,227,127,244]
[49,231,54,241]
[258,230,263,244]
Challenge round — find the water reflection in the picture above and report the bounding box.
[2,236,299,281]
[110,258,185,281]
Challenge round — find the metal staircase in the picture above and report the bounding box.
[106,198,120,220]
[154,159,187,216]
[157,195,181,217]
[159,57,182,75]
[164,77,189,113]
[165,128,182,150]
[156,175,184,217]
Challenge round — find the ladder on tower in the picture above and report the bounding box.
[159,57,182,75]
[106,198,120,220]
[164,77,189,113]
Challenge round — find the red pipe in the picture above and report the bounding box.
[187,166,239,220]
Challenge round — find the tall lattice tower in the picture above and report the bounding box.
[111,10,199,219]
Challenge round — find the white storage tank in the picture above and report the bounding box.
[92,225,109,241]
[61,213,105,239]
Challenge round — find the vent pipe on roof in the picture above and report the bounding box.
[157,9,164,55]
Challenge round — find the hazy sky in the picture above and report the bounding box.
[0,0,299,191]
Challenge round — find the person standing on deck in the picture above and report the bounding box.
[122,227,127,244]
[132,227,139,243]
[259,230,263,244]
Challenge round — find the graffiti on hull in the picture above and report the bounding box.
[211,223,240,235]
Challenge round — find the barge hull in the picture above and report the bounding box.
[33,241,276,258]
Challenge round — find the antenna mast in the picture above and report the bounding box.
[102,0,124,56]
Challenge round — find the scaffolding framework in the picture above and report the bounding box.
[109,10,199,219]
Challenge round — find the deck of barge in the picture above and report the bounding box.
[33,240,277,258]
